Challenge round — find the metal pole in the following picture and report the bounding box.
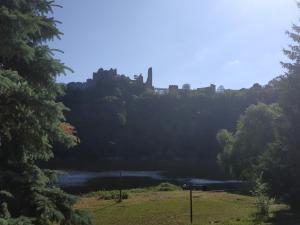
[119,171,122,202]
[190,185,193,224]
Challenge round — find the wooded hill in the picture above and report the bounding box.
[54,68,276,164]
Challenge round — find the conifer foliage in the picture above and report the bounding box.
[217,3,300,208]
[0,1,90,224]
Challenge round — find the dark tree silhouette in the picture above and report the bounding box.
[0,1,90,224]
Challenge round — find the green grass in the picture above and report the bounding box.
[84,182,180,199]
[76,187,290,225]
[128,182,181,193]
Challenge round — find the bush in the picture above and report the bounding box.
[155,182,181,192]
[252,176,274,222]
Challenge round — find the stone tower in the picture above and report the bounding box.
[146,67,153,87]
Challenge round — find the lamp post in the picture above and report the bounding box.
[109,140,122,202]
[190,184,193,224]
[119,170,122,202]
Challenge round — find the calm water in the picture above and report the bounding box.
[57,170,248,193]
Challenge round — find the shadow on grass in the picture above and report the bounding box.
[224,189,253,197]
[268,209,300,225]
[223,189,300,225]
[96,202,119,211]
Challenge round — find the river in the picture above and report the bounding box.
[57,170,248,193]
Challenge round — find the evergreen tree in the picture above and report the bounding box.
[0,1,90,224]
[261,3,300,207]
[217,4,300,207]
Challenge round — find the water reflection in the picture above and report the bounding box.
[57,170,247,194]
[57,170,163,187]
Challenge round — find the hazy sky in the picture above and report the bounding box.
[52,0,299,89]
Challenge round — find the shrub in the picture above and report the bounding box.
[155,182,181,192]
[252,176,274,222]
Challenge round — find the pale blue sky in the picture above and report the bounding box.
[52,0,298,89]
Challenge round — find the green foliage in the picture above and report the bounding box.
[217,103,284,179]
[249,3,300,209]
[252,176,274,222]
[55,75,275,164]
[217,4,300,208]
[0,1,90,225]
[267,5,300,208]
[217,129,234,175]
[154,182,181,192]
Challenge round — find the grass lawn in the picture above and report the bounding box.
[75,187,288,225]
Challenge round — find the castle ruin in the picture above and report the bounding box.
[67,67,216,95]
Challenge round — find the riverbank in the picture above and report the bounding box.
[57,170,249,194]
[75,185,289,225]
[44,158,227,179]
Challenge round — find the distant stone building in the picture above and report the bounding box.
[146,67,153,88]
[196,84,216,95]
[154,88,168,94]
[134,74,144,85]
[168,85,179,94]
[67,67,154,90]
[66,67,217,96]
[93,68,117,81]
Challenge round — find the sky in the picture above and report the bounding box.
[52,0,299,89]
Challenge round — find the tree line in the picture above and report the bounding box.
[55,70,275,166]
